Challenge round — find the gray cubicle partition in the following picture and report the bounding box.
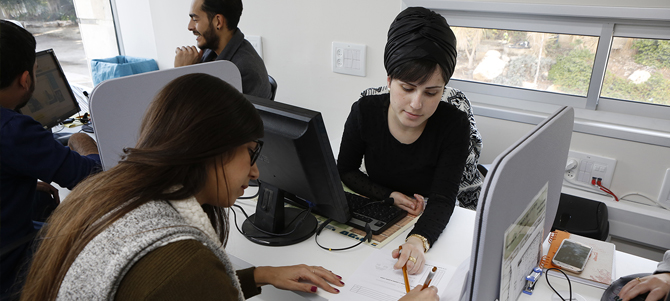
[461,106,574,301]
[89,61,242,171]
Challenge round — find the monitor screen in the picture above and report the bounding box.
[460,106,574,301]
[20,49,80,129]
[242,95,351,246]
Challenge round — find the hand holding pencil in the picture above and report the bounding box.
[393,242,425,275]
[398,246,438,300]
[399,285,439,300]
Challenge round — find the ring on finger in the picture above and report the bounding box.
[636,277,642,282]
[408,256,417,264]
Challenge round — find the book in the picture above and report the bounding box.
[539,230,616,289]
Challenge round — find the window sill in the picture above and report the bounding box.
[468,96,670,148]
[561,186,670,251]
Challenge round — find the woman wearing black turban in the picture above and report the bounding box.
[337,7,474,276]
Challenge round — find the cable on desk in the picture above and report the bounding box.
[545,268,572,301]
[314,218,372,251]
[313,198,393,251]
[231,203,315,239]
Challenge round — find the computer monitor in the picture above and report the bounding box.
[19,49,80,129]
[242,95,351,246]
[460,106,574,301]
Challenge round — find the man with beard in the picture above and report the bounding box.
[174,0,272,99]
[0,20,101,300]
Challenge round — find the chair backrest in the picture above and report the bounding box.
[268,75,277,100]
[359,85,484,209]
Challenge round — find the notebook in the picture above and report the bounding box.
[540,230,616,289]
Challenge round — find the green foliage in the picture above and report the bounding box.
[0,0,75,22]
[0,0,42,5]
[548,49,595,95]
[632,39,670,69]
[601,72,670,106]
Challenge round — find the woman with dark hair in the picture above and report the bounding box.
[337,7,482,276]
[19,73,344,300]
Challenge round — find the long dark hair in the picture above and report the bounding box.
[20,73,263,300]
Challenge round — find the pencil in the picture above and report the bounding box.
[421,266,437,290]
[399,246,410,293]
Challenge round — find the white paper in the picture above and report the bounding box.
[499,183,547,301]
[330,249,456,301]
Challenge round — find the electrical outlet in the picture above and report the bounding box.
[332,42,366,77]
[564,151,616,191]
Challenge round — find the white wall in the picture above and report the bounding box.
[113,0,670,253]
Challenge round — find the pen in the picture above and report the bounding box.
[421,266,437,290]
[399,246,410,293]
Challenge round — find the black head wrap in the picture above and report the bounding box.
[384,7,457,82]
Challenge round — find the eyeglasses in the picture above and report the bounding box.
[248,140,263,166]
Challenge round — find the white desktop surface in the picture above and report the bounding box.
[227,196,476,300]
[227,193,659,301]
[518,251,658,301]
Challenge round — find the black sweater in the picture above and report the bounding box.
[337,94,470,245]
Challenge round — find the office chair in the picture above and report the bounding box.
[358,85,484,210]
[268,75,277,100]
[552,193,610,241]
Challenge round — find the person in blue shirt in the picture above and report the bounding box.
[0,20,101,300]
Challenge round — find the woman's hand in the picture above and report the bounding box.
[392,239,425,275]
[390,191,424,216]
[399,285,439,301]
[618,273,670,301]
[35,181,60,204]
[253,265,344,294]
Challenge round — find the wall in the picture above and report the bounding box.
[113,0,670,256]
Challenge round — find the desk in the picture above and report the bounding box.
[226,194,659,301]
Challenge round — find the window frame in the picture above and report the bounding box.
[402,0,670,147]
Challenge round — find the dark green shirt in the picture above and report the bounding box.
[116,240,261,300]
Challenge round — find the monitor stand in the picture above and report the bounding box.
[241,182,317,246]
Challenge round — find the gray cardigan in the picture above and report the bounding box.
[57,200,244,301]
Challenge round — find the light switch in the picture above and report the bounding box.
[332,42,366,77]
[246,35,263,59]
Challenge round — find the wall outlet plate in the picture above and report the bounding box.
[332,42,366,77]
[658,168,670,209]
[564,151,616,191]
[246,35,263,59]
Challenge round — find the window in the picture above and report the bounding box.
[601,37,670,106]
[452,27,599,97]
[2,0,120,90]
[403,1,670,147]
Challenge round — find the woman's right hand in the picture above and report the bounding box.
[254,265,344,294]
[617,273,670,301]
[390,191,424,216]
[399,285,439,300]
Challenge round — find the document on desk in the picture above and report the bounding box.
[330,249,455,301]
[499,183,547,301]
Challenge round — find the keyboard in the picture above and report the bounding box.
[345,191,407,235]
